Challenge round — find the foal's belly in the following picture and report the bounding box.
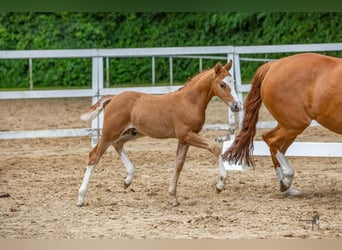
[130,97,177,139]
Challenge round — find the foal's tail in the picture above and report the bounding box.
[80,95,114,122]
[222,62,272,168]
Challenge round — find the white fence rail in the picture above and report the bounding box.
[1,43,341,160]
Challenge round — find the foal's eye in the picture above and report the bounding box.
[220,83,226,89]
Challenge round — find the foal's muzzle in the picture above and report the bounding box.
[229,101,242,112]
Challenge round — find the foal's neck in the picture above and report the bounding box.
[181,72,214,110]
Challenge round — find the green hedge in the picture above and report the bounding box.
[0,12,341,88]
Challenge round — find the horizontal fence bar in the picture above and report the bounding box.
[237,84,251,93]
[1,44,340,60]
[202,120,321,131]
[0,49,99,59]
[0,46,235,59]
[0,125,227,140]
[0,128,94,140]
[0,89,94,99]
[100,85,182,96]
[163,55,228,60]
[223,141,342,157]
[234,43,342,54]
[97,46,235,57]
[256,120,320,129]
[239,57,276,62]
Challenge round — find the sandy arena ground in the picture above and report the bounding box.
[0,96,341,239]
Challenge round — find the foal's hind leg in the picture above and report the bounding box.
[77,139,112,206]
[113,128,144,189]
[169,142,189,207]
[262,125,305,196]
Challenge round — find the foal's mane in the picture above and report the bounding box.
[177,68,212,92]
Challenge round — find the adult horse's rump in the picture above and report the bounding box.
[222,53,342,195]
[77,60,242,207]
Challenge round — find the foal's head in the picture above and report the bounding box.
[211,60,242,112]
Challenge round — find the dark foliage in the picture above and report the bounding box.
[0,12,341,88]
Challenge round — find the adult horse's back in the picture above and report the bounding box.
[223,53,342,195]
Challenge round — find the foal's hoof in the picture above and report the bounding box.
[216,182,225,194]
[123,181,130,189]
[282,188,302,197]
[77,201,88,207]
[171,197,180,207]
[77,197,85,207]
[216,187,224,194]
[172,200,180,207]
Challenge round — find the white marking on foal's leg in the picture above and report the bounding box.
[77,165,94,206]
[120,148,135,188]
[216,156,228,192]
[275,151,301,196]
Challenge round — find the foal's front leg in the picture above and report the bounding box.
[169,142,189,207]
[182,132,228,193]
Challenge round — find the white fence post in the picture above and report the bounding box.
[91,56,104,147]
[152,56,155,85]
[225,52,251,170]
[29,58,33,90]
[233,53,244,129]
[226,52,236,141]
[169,57,173,85]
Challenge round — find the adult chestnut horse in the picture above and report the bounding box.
[223,53,342,196]
[77,60,242,207]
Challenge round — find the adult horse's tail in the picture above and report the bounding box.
[80,95,114,122]
[222,62,271,167]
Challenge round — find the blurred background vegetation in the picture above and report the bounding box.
[0,12,341,89]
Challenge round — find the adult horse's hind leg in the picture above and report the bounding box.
[113,128,144,189]
[169,142,189,207]
[262,125,305,196]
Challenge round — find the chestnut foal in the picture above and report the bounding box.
[78,60,241,207]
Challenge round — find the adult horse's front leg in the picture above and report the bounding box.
[169,142,189,207]
[182,132,228,194]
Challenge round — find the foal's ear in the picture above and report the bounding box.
[224,59,233,71]
[214,62,223,74]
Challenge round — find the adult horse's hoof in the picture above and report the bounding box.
[282,188,301,196]
[280,179,293,192]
